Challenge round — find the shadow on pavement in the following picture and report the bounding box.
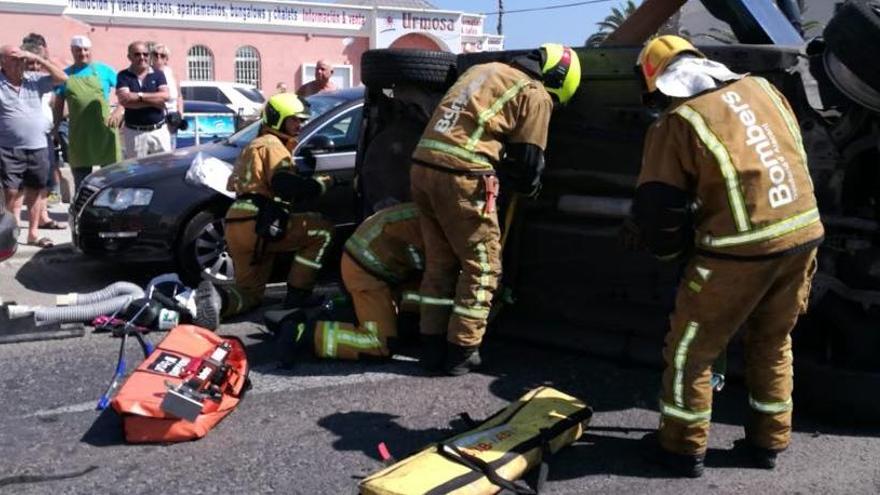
[317,411,456,464]
[14,247,165,295]
[81,408,126,447]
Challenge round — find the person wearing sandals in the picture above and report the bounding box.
[20,34,67,232]
[0,44,67,248]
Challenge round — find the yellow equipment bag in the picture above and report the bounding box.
[359,386,592,495]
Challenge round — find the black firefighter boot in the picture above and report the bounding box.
[284,285,317,309]
[658,450,705,478]
[420,334,447,372]
[193,281,223,330]
[276,309,314,368]
[443,343,482,376]
[746,443,779,469]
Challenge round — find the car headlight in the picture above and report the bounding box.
[93,188,154,211]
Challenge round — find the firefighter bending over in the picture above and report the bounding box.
[410,44,582,375]
[203,93,336,322]
[631,36,824,477]
[278,202,424,363]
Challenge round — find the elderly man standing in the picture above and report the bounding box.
[116,41,169,159]
[21,35,67,230]
[296,60,337,97]
[53,35,122,189]
[0,45,67,248]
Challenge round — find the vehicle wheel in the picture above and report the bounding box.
[361,49,457,89]
[824,0,880,91]
[177,209,235,287]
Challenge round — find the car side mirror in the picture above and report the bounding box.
[301,135,335,154]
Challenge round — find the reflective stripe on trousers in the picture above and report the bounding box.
[295,229,332,269]
[318,321,383,358]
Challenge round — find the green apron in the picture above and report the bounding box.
[65,65,121,169]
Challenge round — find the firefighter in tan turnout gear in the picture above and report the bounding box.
[631,36,824,477]
[219,93,335,318]
[278,202,424,363]
[410,44,582,375]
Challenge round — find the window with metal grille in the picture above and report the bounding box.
[187,45,214,81]
[234,46,261,89]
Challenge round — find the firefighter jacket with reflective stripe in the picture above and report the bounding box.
[412,62,553,174]
[226,132,298,220]
[344,202,424,284]
[637,76,824,258]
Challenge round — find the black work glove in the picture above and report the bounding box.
[618,217,645,251]
[498,168,542,198]
[500,142,545,197]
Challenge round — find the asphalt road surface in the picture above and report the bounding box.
[1,221,879,494]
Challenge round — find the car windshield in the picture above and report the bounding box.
[234,87,266,103]
[226,93,355,146]
[307,93,348,119]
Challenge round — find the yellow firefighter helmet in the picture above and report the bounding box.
[540,43,581,105]
[637,35,705,93]
[262,92,311,132]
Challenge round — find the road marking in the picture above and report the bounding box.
[27,401,96,417]
[23,359,417,418]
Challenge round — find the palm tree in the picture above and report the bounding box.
[585,0,639,47]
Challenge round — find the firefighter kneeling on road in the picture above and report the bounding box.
[628,36,824,477]
[201,93,336,323]
[276,202,424,364]
[410,43,582,376]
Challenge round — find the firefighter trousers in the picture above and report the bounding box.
[312,253,419,360]
[658,248,818,455]
[222,213,335,317]
[410,165,502,347]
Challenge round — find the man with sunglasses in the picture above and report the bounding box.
[116,41,170,159]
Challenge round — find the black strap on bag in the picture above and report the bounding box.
[437,443,538,495]
[533,429,552,494]
[428,400,593,495]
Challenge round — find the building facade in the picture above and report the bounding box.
[0,0,503,92]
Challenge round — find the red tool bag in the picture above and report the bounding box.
[111,324,249,443]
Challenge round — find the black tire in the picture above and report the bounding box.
[176,209,235,287]
[824,0,880,90]
[361,49,457,89]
